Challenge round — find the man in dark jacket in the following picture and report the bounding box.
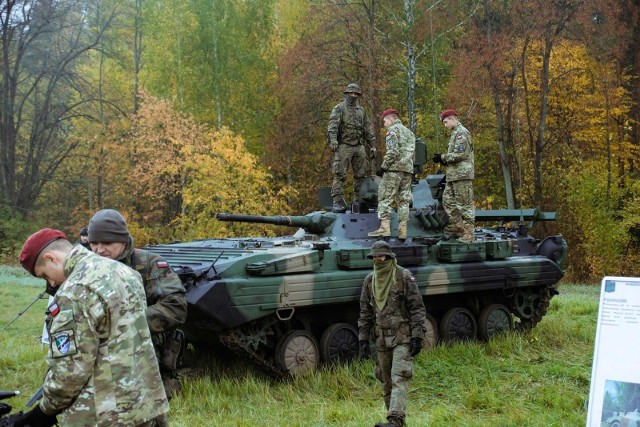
[358,241,427,427]
[88,209,187,398]
[75,227,90,249]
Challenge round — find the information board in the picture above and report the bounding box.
[587,276,640,427]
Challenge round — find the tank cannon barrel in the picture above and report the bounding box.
[216,213,336,235]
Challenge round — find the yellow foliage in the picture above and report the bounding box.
[97,93,294,245]
[178,127,298,240]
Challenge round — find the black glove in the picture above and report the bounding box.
[359,340,370,359]
[410,337,422,357]
[10,405,57,427]
[432,153,442,164]
[376,167,385,177]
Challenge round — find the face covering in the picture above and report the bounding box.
[372,257,396,310]
[345,95,358,106]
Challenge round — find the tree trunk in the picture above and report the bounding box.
[404,0,417,134]
[534,36,553,209]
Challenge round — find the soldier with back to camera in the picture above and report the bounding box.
[368,109,415,239]
[88,208,187,398]
[327,83,377,213]
[358,241,427,427]
[432,109,475,242]
[12,228,169,427]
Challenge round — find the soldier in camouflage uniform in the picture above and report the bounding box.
[358,241,427,427]
[369,109,415,239]
[327,83,377,213]
[88,209,188,398]
[432,109,475,242]
[15,229,169,427]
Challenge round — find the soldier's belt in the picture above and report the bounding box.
[382,328,396,336]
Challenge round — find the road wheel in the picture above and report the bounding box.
[439,307,476,342]
[319,323,359,364]
[275,330,319,376]
[478,304,513,341]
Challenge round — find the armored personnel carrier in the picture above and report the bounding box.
[145,142,567,377]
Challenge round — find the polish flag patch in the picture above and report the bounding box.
[156,261,169,268]
[48,303,60,317]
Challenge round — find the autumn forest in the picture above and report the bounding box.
[1,0,639,283]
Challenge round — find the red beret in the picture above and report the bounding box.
[382,109,399,120]
[439,109,457,121]
[19,228,67,276]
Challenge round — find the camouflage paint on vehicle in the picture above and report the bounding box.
[145,147,567,377]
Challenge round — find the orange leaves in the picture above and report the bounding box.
[100,92,294,243]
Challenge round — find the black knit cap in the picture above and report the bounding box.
[79,227,88,236]
[88,209,130,243]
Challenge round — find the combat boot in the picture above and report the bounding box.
[332,197,347,213]
[398,221,408,240]
[443,220,464,236]
[368,219,391,237]
[459,223,476,242]
[374,416,405,427]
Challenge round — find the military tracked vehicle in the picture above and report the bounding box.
[145,142,567,377]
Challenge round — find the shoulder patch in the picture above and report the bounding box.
[52,330,77,357]
[386,130,398,149]
[156,260,169,268]
[409,275,416,282]
[456,134,464,140]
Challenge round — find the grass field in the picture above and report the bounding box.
[0,265,600,426]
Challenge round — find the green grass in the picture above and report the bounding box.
[0,274,600,426]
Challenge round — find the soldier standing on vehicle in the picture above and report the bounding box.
[358,241,427,427]
[14,229,169,426]
[88,208,187,398]
[368,109,415,239]
[432,109,475,242]
[327,83,377,213]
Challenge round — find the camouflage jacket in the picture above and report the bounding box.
[358,266,427,350]
[327,100,376,148]
[117,237,187,334]
[381,118,415,174]
[42,245,169,426]
[442,122,474,181]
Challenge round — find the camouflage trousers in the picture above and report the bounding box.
[331,143,368,199]
[375,343,413,419]
[377,171,413,222]
[443,179,474,225]
[153,330,184,399]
